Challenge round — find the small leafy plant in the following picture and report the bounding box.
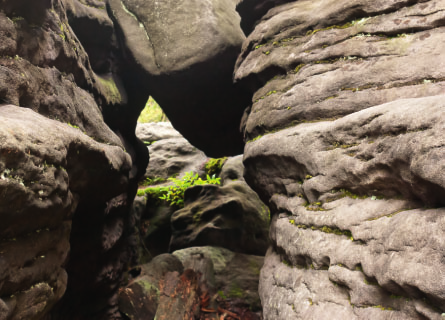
[159,171,220,207]
[138,171,221,207]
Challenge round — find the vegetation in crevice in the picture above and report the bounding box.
[204,157,227,176]
[291,221,354,241]
[306,18,370,36]
[137,171,220,207]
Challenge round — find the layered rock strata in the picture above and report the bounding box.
[236,1,445,319]
[0,0,148,318]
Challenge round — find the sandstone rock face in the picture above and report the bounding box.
[236,1,445,319]
[236,0,294,34]
[108,0,251,156]
[136,122,182,145]
[119,248,264,319]
[173,246,265,311]
[135,122,208,257]
[118,254,184,319]
[0,1,148,318]
[136,122,208,181]
[170,180,270,256]
[135,125,269,257]
[220,154,246,184]
[0,106,131,319]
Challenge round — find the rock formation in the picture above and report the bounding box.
[135,125,270,257]
[118,247,264,319]
[170,180,270,256]
[235,0,445,318]
[108,0,251,156]
[0,0,148,318]
[2,0,445,319]
[136,122,208,181]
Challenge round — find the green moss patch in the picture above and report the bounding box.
[205,157,227,176]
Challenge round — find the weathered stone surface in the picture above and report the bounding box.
[236,0,294,35]
[134,126,268,259]
[0,8,123,144]
[136,122,182,145]
[145,137,207,180]
[244,86,445,319]
[135,122,207,257]
[170,180,270,255]
[173,246,264,311]
[108,0,250,156]
[118,254,184,320]
[63,0,116,73]
[220,154,246,184]
[0,105,131,319]
[138,198,176,258]
[0,1,148,318]
[236,0,445,140]
[136,122,208,181]
[155,270,201,320]
[236,1,445,319]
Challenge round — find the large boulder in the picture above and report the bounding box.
[135,122,208,256]
[235,1,445,319]
[170,180,270,256]
[0,0,148,318]
[0,106,131,319]
[108,0,251,156]
[173,246,264,312]
[248,96,445,319]
[136,122,208,181]
[62,0,116,73]
[118,254,184,319]
[236,0,294,35]
[136,122,182,145]
[118,248,264,319]
[220,154,246,183]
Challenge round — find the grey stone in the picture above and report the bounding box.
[220,154,246,184]
[108,0,250,156]
[136,122,181,144]
[119,254,184,320]
[246,96,445,319]
[237,1,445,318]
[235,0,445,141]
[0,105,130,318]
[173,246,264,311]
[170,181,270,256]
[145,137,207,181]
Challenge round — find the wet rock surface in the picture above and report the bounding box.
[236,1,445,319]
